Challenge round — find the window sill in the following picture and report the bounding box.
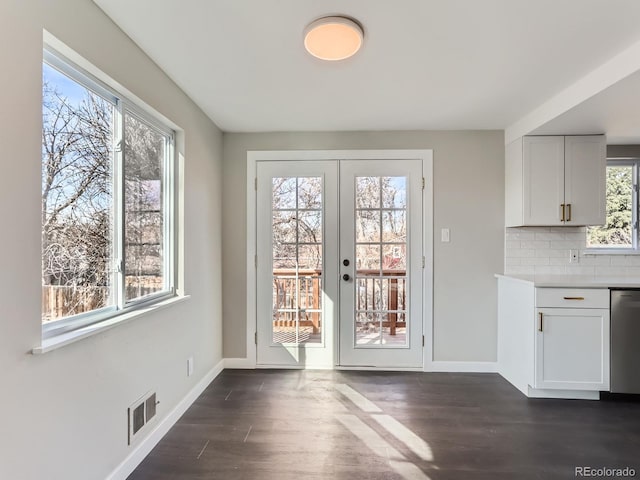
[583,249,640,256]
[32,295,191,355]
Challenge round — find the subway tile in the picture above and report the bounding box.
[595,266,640,277]
[505,265,535,275]
[534,232,564,241]
[579,256,612,266]
[549,240,582,249]
[534,266,567,275]
[505,241,521,249]
[610,255,640,266]
[535,248,568,258]
[559,226,586,234]
[549,257,569,266]
[565,266,595,276]
[521,240,550,249]
[506,248,536,258]
[505,257,521,266]
[521,257,550,266]
[505,230,535,241]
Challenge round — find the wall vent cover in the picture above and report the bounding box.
[128,390,158,445]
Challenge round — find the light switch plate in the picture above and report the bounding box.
[441,228,450,243]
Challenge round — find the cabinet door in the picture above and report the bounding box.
[564,135,606,226]
[522,136,565,225]
[535,308,610,391]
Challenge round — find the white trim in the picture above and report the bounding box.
[422,153,434,372]
[33,296,191,354]
[224,357,256,369]
[526,387,600,400]
[505,38,640,143]
[583,249,640,256]
[247,149,434,371]
[428,361,498,373]
[106,359,225,480]
[336,366,423,372]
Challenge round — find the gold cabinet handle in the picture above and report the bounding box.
[566,203,572,222]
[560,204,565,222]
[538,312,543,332]
[563,296,584,300]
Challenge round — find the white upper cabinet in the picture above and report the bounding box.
[564,136,607,226]
[505,135,606,227]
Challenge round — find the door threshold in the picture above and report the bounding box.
[254,364,424,372]
[255,364,335,370]
[336,365,424,372]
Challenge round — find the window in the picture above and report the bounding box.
[42,48,175,338]
[587,160,638,250]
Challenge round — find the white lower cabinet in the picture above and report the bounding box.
[497,277,611,399]
[535,307,610,391]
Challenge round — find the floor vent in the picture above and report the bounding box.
[128,391,158,445]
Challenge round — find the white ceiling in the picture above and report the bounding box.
[531,68,640,145]
[93,0,640,138]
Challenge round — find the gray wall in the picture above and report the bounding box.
[0,1,223,478]
[222,131,505,363]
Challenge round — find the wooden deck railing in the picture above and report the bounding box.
[272,268,406,335]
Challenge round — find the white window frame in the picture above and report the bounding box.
[586,158,639,254]
[42,47,177,340]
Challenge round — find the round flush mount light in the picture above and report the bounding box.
[304,16,364,61]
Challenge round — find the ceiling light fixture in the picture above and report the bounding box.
[304,16,364,61]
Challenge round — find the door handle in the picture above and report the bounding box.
[560,204,565,222]
[343,259,350,266]
[538,312,543,332]
[342,274,351,281]
[566,203,572,222]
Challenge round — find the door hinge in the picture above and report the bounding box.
[422,177,425,190]
[422,335,425,347]
[254,332,257,345]
[254,254,258,269]
[254,177,258,190]
[422,256,425,268]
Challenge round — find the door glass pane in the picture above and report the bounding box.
[356,177,380,208]
[354,176,408,347]
[356,245,381,271]
[382,177,407,208]
[298,211,322,243]
[356,210,380,242]
[272,176,323,345]
[356,312,380,345]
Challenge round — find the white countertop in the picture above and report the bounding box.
[495,274,640,288]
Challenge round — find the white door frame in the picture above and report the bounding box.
[246,149,433,371]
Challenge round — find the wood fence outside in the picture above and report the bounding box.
[42,283,159,322]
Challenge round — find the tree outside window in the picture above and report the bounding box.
[587,163,637,250]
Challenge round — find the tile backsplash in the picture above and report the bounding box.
[505,227,640,277]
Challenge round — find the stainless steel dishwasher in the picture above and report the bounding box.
[610,289,640,394]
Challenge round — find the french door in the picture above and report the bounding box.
[256,158,423,368]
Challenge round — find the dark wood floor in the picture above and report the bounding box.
[129,370,640,480]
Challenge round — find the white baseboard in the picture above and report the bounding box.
[224,357,256,369]
[225,358,497,373]
[107,358,225,480]
[427,361,498,373]
[527,386,600,400]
